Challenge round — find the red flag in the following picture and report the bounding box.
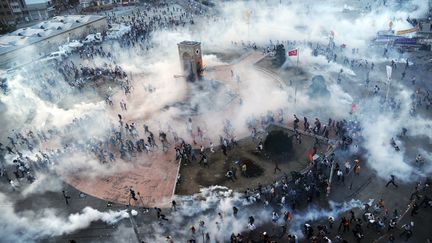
[351,103,357,113]
[307,148,313,161]
[288,49,298,57]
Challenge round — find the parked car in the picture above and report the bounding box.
[106,24,131,40]
[39,51,68,63]
[59,40,83,54]
[82,33,102,44]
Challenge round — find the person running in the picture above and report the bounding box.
[385,175,398,188]
[129,188,138,201]
[62,190,71,205]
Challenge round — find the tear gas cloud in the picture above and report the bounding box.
[20,172,63,197]
[288,198,375,237]
[0,0,430,241]
[1,0,429,180]
[357,83,432,181]
[138,186,273,242]
[117,187,373,242]
[0,192,129,243]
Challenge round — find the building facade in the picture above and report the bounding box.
[79,0,139,9]
[0,0,64,25]
[0,15,107,68]
[0,0,25,25]
[25,0,55,21]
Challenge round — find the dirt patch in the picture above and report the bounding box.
[175,125,328,195]
[240,158,264,178]
[193,161,231,187]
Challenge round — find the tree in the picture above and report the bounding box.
[0,24,16,35]
[273,44,286,67]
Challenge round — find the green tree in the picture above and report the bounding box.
[273,44,286,67]
[0,24,16,35]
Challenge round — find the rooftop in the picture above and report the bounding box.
[0,15,106,56]
[178,40,201,46]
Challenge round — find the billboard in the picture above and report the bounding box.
[396,27,419,35]
[393,37,418,45]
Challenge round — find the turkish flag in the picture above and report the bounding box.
[288,49,298,56]
[351,103,357,113]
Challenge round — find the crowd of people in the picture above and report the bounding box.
[0,0,209,190]
[1,1,431,242]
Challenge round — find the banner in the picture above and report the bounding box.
[288,49,298,56]
[396,27,418,36]
[386,65,392,81]
[243,9,251,23]
[351,103,357,113]
[307,149,313,161]
[394,37,417,45]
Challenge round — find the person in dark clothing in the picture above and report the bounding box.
[226,170,235,182]
[274,162,281,174]
[349,210,355,222]
[385,175,398,188]
[233,206,238,217]
[222,145,228,156]
[249,216,255,225]
[338,217,350,233]
[399,222,413,240]
[130,188,138,201]
[293,115,300,129]
[410,202,419,216]
[171,200,177,211]
[231,166,237,179]
[304,117,308,131]
[62,190,71,205]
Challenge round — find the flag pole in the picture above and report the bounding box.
[385,77,391,103]
[385,65,392,103]
[248,21,250,42]
[294,85,297,111]
[296,48,299,75]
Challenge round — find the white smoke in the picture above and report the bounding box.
[0,192,129,243]
[20,173,63,197]
[289,199,374,237]
[0,0,430,241]
[140,186,272,242]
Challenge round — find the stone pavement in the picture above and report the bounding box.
[328,152,432,243]
[66,150,179,208]
[63,50,345,208]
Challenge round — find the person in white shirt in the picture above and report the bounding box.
[209,142,215,153]
[9,180,18,191]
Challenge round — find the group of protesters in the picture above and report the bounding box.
[1,1,432,242]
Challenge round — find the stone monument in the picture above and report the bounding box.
[177,41,203,81]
